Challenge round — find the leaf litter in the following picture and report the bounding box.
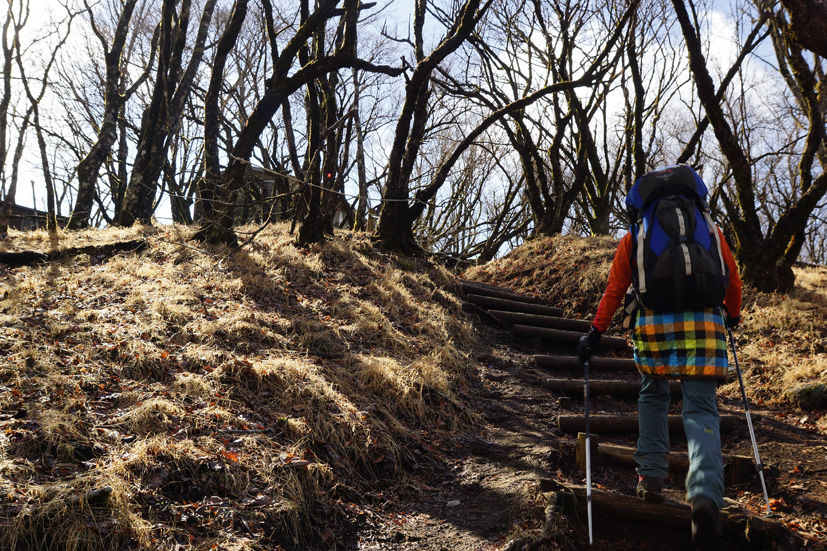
[0,228,825,550]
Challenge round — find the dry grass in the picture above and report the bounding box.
[463,234,827,406]
[0,223,478,550]
[5,227,824,549]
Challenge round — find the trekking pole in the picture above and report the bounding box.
[583,359,594,545]
[727,327,772,515]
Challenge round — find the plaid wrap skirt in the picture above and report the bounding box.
[632,308,728,379]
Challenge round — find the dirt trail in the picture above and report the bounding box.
[344,311,827,550]
[343,322,563,550]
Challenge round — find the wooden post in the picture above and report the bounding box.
[459,281,538,304]
[513,325,628,350]
[545,378,682,397]
[585,442,756,485]
[539,478,786,545]
[576,432,600,472]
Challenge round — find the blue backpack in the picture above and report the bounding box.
[625,165,729,311]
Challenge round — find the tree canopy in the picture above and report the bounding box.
[1,0,825,292]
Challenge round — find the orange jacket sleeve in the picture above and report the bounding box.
[719,227,742,319]
[592,233,633,332]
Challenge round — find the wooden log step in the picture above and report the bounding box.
[488,310,591,332]
[574,434,756,485]
[457,278,514,292]
[544,378,682,397]
[540,478,786,546]
[458,280,539,304]
[466,295,564,317]
[558,414,736,434]
[535,355,637,372]
[513,325,628,350]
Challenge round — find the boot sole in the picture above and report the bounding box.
[691,502,720,550]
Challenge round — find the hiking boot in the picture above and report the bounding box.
[636,476,664,502]
[691,496,721,550]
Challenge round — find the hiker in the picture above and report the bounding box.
[577,165,742,550]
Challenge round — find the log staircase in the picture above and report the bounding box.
[459,278,785,549]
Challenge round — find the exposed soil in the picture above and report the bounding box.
[342,315,827,551]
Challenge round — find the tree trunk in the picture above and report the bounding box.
[0,9,14,188]
[31,108,56,232]
[376,0,485,252]
[200,0,248,222]
[672,0,800,293]
[119,0,216,226]
[296,16,329,248]
[0,106,32,236]
[68,0,139,229]
[352,68,368,231]
[781,0,827,57]
[296,79,325,247]
[72,125,119,228]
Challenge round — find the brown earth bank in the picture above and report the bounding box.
[0,228,825,550]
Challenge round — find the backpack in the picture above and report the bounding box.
[625,165,729,311]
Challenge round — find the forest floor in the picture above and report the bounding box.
[346,235,827,550]
[1,227,825,550]
[343,321,827,551]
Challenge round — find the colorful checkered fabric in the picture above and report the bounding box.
[632,308,728,378]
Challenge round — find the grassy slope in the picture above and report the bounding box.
[1,228,825,550]
[0,224,478,550]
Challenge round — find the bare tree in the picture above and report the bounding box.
[117,0,218,227]
[67,0,156,229]
[15,4,75,232]
[0,107,33,237]
[194,0,403,246]
[375,0,494,253]
[672,0,827,291]
[390,0,641,249]
[414,140,530,262]
[764,2,827,263]
[0,2,16,189]
[202,0,248,227]
[0,0,28,236]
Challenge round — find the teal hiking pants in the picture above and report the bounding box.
[633,375,725,509]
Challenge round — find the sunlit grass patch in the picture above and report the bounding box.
[0,222,486,549]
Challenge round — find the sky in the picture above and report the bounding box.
[6,0,758,227]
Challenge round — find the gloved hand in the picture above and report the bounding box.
[577,325,602,364]
[725,314,741,328]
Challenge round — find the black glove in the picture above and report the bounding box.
[725,314,741,328]
[577,326,602,364]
